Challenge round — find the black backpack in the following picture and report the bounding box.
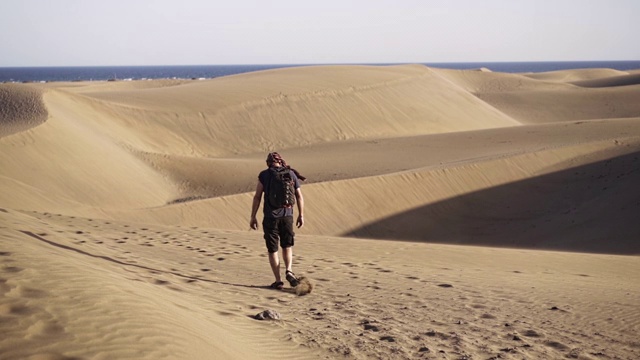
[267,167,296,208]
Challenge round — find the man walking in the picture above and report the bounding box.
[250,152,305,290]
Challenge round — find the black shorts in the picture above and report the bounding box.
[263,216,295,253]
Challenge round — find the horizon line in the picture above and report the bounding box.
[2,59,640,69]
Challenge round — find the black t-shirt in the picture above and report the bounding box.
[258,166,301,219]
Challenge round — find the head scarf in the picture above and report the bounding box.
[266,152,306,181]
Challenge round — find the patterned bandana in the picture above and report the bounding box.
[266,152,306,181]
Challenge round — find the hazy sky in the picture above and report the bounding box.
[1,0,638,66]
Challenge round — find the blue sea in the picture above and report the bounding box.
[1,61,639,83]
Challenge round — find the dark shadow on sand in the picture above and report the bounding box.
[345,150,640,255]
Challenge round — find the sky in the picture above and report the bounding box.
[1,0,638,67]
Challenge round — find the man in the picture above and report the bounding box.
[250,152,305,290]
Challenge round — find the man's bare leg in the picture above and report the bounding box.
[283,246,299,286]
[282,246,293,273]
[268,251,281,282]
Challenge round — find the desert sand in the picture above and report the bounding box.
[1,64,639,359]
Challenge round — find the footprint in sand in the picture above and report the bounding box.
[27,319,67,338]
[362,322,380,332]
[522,329,543,338]
[544,340,569,351]
[2,266,24,273]
[342,262,359,268]
[424,330,450,340]
[0,278,11,295]
[0,302,34,316]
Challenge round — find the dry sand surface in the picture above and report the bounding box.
[1,64,639,359]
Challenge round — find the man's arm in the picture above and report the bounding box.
[250,181,264,230]
[295,187,304,228]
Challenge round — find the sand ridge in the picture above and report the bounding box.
[1,64,639,359]
[571,73,640,88]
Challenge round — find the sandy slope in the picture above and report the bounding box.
[2,209,638,360]
[1,64,639,359]
[0,209,321,360]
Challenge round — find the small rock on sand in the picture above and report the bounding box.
[254,309,281,320]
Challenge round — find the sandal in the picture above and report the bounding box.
[285,270,300,287]
[270,281,284,290]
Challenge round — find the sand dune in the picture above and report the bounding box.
[61,65,518,156]
[522,68,629,82]
[110,133,639,255]
[474,82,640,124]
[1,64,639,359]
[571,73,640,88]
[0,89,176,212]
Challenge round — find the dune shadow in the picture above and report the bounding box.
[345,150,640,255]
[0,84,48,138]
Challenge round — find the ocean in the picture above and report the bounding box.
[1,61,639,83]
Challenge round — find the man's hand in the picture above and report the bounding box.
[296,215,304,228]
[250,181,264,230]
